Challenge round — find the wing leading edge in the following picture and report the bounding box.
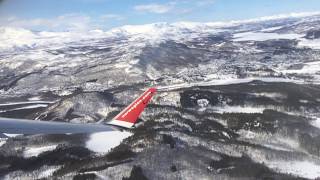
[0,88,157,134]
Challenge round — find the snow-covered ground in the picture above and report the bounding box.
[0,101,54,106]
[3,165,61,180]
[0,104,49,113]
[311,117,320,129]
[237,130,300,152]
[211,105,265,114]
[37,166,61,179]
[0,139,6,147]
[233,32,303,42]
[86,131,132,154]
[3,133,22,137]
[299,39,320,49]
[280,61,320,75]
[23,145,58,158]
[267,161,320,179]
[158,77,303,91]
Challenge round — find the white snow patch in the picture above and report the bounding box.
[0,101,54,106]
[213,105,265,114]
[299,99,309,104]
[86,131,132,154]
[260,26,284,32]
[251,92,287,102]
[237,130,300,152]
[262,144,294,152]
[0,139,7,147]
[311,117,320,129]
[156,91,181,106]
[281,61,320,74]
[0,104,49,113]
[54,89,73,96]
[240,130,256,139]
[197,99,209,108]
[9,104,48,111]
[233,32,302,42]
[158,77,302,91]
[38,166,60,179]
[222,132,230,139]
[267,161,320,179]
[28,96,42,101]
[23,145,57,158]
[299,39,320,49]
[3,133,22,137]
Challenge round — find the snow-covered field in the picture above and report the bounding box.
[233,32,303,42]
[86,131,132,154]
[0,139,6,147]
[311,117,320,129]
[23,145,58,158]
[267,161,320,179]
[211,105,265,114]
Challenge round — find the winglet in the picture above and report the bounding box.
[107,88,157,128]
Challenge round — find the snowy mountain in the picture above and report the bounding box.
[1,13,320,179]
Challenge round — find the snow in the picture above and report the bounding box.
[0,139,7,147]
[28,96,42,101]
[233,32,303,42]
[299,39,320,49]
[38,166,60,179]
[1,104,49,113]
[158,77,302,91]
[267,161,320,179]
[86,131,132,154]
[3,133,22,137]
[0,101,54,106]
[262,144,293,152]
[213,105,265,114]
[251,92,287,101]
[11,104,48,110]
[107,22,220,45]
[1,12,320,52]
[237,130,299,152]
[311,117,320,129]
[54,89,73,96]
[239,11,320,23]
[299,99,309,104]
[0,27,108,51]
[280,61,320,74]
[197,99,209,108]
[260,26,284,32]
[23,145,58,158]
[156,91,181,106]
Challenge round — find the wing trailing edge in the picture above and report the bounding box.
[107,87,157,128]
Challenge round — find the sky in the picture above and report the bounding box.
[0,0,320,31]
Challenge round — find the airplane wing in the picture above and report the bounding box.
[0,88,157,134]
[0,117,114,134]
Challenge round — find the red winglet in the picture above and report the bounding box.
[107,88,157,128]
